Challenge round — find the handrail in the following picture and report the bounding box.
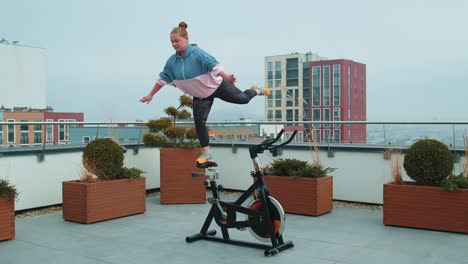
[1,120,468,125]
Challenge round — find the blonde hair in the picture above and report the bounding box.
[171,21,188,38]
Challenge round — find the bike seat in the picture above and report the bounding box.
[196,161,218,169]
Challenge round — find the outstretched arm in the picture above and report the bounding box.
[140,81,164,104]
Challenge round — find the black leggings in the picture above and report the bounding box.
[192,79,257,147]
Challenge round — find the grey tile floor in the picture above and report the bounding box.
[1,194,467,264]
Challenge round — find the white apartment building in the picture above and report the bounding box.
[264,52,325,123]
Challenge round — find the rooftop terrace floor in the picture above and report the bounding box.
[1,193,467,264]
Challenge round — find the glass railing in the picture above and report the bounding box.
[1,121,468,153]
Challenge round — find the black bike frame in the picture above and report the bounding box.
[186,129,296,256]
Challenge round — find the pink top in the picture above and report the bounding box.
[157,64,224,99]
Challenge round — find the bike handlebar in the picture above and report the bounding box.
[269,130,297,153]
[249,129,297,158]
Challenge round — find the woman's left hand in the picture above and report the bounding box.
[220,71,236,84]
[226,74,236,84]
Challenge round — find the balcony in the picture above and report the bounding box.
[1,121,468,263]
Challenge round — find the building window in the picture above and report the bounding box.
[267,62,273,79]
[286,58,299,87]
[294,89,299,105]
[333,107,341,127]
[286,89,294,107]
[268,80,273,87]
[294,109,299,122]
[324,129,330,142]
[34,120,42,145]
[59,119,76,143]
[312,109,321,122]
[34,132,42,144]
[275,89,281,99]
[333,129,340,142]
[274,61,281,79]
[20,120,29,145]
[268,100,273,107]
[275,100,281,107]
[298,131,303,142]
[312,67,321,106]
[0,124,3,145]
[324,108,330,127]
[83,136,90,144]
[286,110,293,121]
[275,110,282,121]
[333,65,341,106]
[275,79,281,88]
[7,119,15,143]
[59,120,65,141]
[323,66,330,106]
[46,119,53,142]
[218,135,223,140]
[267,110,273,120]
[348,66,351,107]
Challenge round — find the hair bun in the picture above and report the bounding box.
[178,21,188,29]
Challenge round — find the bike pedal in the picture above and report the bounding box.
[192,172,205,177]
[208,198,219,204]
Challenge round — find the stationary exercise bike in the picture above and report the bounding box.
[186,129,296,256]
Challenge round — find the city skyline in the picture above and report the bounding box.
[1,0,468,122]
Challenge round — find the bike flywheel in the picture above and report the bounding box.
[247,196,286,242]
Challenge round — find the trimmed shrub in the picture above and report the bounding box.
[147,118,172,133]
[82,138,124,180]
[403,139,454,185]
[143,95,200,149]
[143,133,168,147]
[269,158,334,178]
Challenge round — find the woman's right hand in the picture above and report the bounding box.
[140,95,153,104]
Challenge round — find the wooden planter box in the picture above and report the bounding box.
[264,176,333,216]
[63,177,146,224]
[160,148,206,204]
[384,183,468,233]
[0,197,15,241]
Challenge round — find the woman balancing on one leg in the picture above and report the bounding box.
[140,21,270,168]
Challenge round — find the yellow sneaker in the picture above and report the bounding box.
[196,152,218,168]
[250,85,271,96]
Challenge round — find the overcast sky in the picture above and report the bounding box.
[1,0,468,122]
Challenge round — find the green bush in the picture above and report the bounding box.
[143,95,200,149]
[143,133,168,147]
[147,118,172,133]
[186,127,198,141]
[441,173,468,191]
[403,139,454,185]
[117,167,144,179]
[269,158,334,178]
[0,179,18,201]
[82,138,124,180]
[269,158,307,176]
[294,164,335,178]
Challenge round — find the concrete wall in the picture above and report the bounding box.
[0,145,464,210]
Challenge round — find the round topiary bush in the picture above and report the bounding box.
[82,138,124,180]
[403,139,454,185]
